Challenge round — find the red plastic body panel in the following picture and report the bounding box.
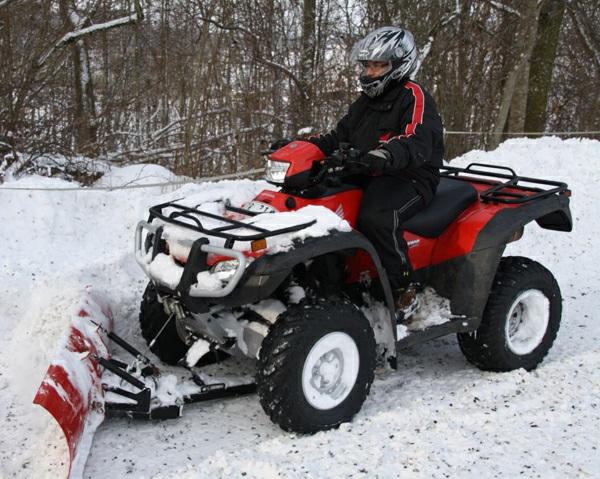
[33,293,112,478]
[254,189,364,227]
[250,179,544,284]
[269,140,326,176]
[430,182,521,264]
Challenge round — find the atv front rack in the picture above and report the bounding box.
[136,200,316,297]
[148,200,315,249]
[441,163,570,204]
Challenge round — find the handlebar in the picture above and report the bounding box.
[311,145,366,184]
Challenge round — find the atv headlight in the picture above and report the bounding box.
[265,159,290,183]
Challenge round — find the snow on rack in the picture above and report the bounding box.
[144,204,351,293]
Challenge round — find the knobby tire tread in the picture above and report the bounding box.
[256,298,376,434]
[458,256,562,372]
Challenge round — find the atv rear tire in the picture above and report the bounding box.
[457,256,561,371]
[256,298,376,434]
[139,282,188,365]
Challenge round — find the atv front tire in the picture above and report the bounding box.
[139,282,188,365]
[256,299,376,434]
[458,256,561,371]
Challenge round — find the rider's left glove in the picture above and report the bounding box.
[362,149,392,174]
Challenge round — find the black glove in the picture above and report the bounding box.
[268,138,293,152]
[356,149,392,175]
[305,135,324,151]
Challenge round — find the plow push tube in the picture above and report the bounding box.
[33,292,113,479]
[92,320,256,420]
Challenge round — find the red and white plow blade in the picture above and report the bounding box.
[33,292,113,479]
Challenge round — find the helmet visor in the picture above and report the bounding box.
[356,60,392,79]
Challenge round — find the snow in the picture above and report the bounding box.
[406,287,462,331]
[247,299,287,324]
[286,284,306,304]
[186,339,211,367]
[1,137,600,478]
[94,163,176,188]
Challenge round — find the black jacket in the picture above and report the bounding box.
[310,80,444,202]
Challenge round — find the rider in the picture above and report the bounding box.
[308,26,444,315]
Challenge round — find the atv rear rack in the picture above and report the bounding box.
[441,163,570,204]
[148,200,315,249]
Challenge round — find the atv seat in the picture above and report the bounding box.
[404,177,478,238]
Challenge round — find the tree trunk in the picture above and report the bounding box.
[508,1,540,133]
[72,39,98,154]
[296,0,315,131]
[491,3,540,149]
[60,0,98,155]
[524,0,566,134]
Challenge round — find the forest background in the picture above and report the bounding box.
[1,0,598,181]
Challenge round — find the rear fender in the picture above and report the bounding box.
[426,193,571,325]
[475,194,572,250]
[424,245,506,323]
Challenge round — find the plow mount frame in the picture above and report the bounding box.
[101,328,256,420]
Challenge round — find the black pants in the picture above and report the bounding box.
[357,176,427,290]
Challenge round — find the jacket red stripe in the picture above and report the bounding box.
[383,81,425,143]
[403,81,425,137]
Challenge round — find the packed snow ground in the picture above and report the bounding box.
[1,138,599,478]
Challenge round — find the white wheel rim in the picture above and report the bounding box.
[505,289,550,355]
[301,332,360,410]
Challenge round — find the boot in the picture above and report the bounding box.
[394,283,420,321]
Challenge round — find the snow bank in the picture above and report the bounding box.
[95,163,176,187]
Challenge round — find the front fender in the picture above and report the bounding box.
[180,230,398,363]
[226,231,394,307]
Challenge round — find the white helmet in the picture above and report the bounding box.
[351,26,418,98]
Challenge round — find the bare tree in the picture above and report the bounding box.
[491,1,540,148]
[524,0,566,134]
[1,0,598,181]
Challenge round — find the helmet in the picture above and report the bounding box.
[351,26,418,98]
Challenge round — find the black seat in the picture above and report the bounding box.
[403,177,478,238]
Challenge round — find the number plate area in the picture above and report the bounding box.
[244,201,277,214]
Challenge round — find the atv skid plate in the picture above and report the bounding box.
[34,292,255,478]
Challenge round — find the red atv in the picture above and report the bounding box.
[123,140,571,433]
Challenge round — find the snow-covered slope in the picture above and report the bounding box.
[1,137,599,478]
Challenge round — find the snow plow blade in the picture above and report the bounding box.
[33,292,113,479]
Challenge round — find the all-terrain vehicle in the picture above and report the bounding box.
[131,140,572,433]
[34,140,573,477]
